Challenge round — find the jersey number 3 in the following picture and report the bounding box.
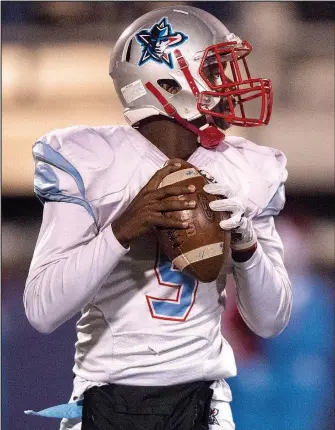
[146,252,198,322]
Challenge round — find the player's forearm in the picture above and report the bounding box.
[24,227,128,334]
[233,243,292,338]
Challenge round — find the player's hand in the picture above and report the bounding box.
[203,182,257,254]
[112,159,197,248]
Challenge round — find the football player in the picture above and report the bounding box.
[24,6,292,430]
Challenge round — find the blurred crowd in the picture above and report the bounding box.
[2,2,334,430]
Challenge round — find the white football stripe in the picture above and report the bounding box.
[172,242,223,271]
[159,168,201,188]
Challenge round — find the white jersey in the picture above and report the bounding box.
[24,125,291,410]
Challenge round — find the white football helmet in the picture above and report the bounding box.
[110,5,273,148]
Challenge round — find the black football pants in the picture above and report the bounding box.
[82,380,214,429]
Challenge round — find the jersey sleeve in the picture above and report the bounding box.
[232,215,292,338]
[258,181,286,217]
[24,131,129,334]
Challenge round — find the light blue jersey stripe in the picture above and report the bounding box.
[33,141,97,223]
[33,141,86,198]
[25,400,83,419]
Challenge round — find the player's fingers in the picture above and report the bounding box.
[153,183,196,200]
[145,161,183,191]
[150,214,189,229]
[154,198,197,212]
[219,213,243,230]
[163,158,185,167]
[203,183,237,198]
[209,197,244,213]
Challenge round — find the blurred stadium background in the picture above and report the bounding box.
[2,1,334,429]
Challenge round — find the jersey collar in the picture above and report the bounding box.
[126,125,225,168]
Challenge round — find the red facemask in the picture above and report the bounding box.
[198,40,273,127]
[145,40,273,149]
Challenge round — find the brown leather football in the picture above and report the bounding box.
[156,160,231,283]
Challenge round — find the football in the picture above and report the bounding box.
[156,160,231,283]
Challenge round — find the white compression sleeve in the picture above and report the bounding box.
[232,215,292,338]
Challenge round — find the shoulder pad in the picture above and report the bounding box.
[33,125,143,220]
[222,136,288,216]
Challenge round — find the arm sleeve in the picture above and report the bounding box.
[24,201,128,334]
[232,215,292,338]
[24,134,128,334]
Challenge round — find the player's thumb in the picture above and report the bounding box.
[148,160,183,190]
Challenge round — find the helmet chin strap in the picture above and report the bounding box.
[144,49,225,149]
[144,82,224,149]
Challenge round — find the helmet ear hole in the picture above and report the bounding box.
[157,79,181,95]
[125,40,133,62]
